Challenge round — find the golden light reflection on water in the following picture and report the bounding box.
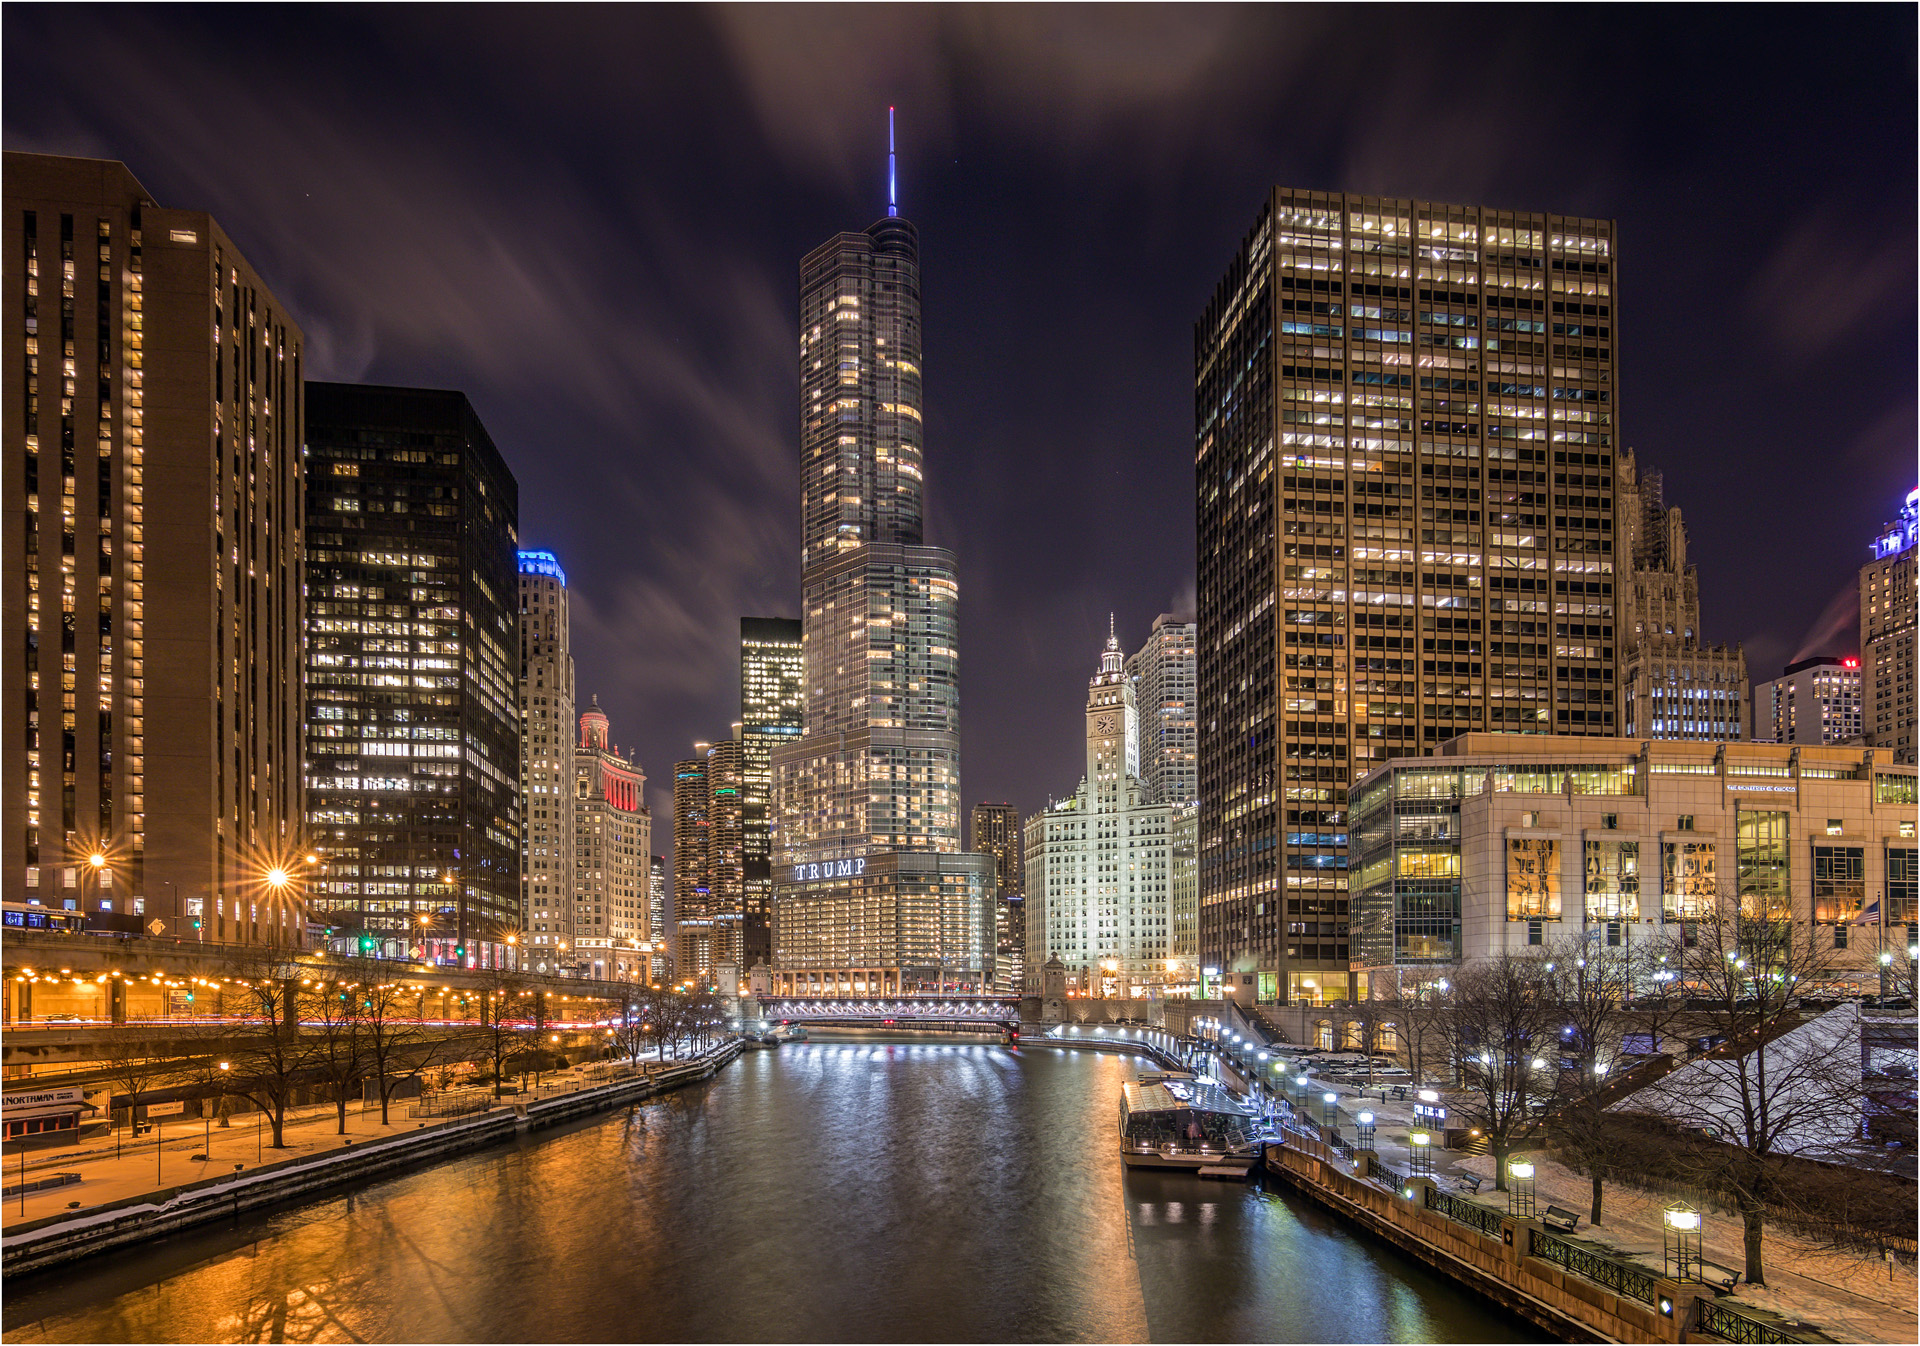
[5,1041,1524,1344]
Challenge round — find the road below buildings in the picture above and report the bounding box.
[3,1037,1534,1342]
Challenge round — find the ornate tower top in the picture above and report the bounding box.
[580,695,610,751]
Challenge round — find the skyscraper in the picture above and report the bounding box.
[740,617,803,969]
[672,748,711,982]
[303,383,520,969]
[1616,452,1747,741]
[1196,191,1620,1005]
[971,801,1024,995]
[1023,628,1177,994]
[704,736,746,972]
[1126,614,1198,805]
[769,129,995,997]
[4,153,306,945]
[649,853,668,977]
[1863,488,1918,764]
[518,550,575,963]
[573,697,650,981]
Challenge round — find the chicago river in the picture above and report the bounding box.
[5,1041,1530,1343]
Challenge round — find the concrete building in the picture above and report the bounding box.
[572,698,650,981]
[671,749,711,983]
[768,155,994,997]
[740,617,802,971]
[1616,451,1748,741]
[1754,657,1863,747]
[1126,614,1198,805]
[972,801,1025,996]
[1023,629,1178,994]
[1196,190,1621,1004]
[302,383,520,969]
[1862,487,1917,764]
[517,550,575,963]
[3,153,306,946]
[1349,734,1916,996]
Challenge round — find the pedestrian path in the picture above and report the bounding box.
[1253,1067,1917,1345]
[0,1059,667,1232]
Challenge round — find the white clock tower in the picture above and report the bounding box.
[1025,618,1175,995]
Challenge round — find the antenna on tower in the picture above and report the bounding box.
[888,106,898,217]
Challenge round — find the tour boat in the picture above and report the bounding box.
[1120,1073,1261,1176]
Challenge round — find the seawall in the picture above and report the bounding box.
[2,1040,743,1279]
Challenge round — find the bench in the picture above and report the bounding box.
[1453,1173,1483,1195]
[1542,1205,1581,1233]
[1698,1260,1741,1291]
[1390,1085,1407,1100]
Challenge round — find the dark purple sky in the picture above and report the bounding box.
[7,5,1914,845]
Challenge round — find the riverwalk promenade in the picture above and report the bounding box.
[3,1043,741,1276]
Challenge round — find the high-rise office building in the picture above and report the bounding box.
[1863,488,1918,764]
[1196,190,1620,1005]
[573,697,650,981]
[1023,629,1177,993]
[303,383,519,969]
[768,145,994,997]
[1616,451,1747,741]
[672,748,711,982]
[705,736,746,973]
[3,153,306,945]
[517,550,575,963]
[1753,657,1864,747]
[740,617,803,970]
[648,853,668,978]
[971,801,1024,995]
[1127,614,1198,805]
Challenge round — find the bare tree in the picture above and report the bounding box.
[216,953,315,1148]
[304,970,370,1134]
[1444,950,1558,1190]
[96,1022,212,1157]
[471,966,529,1095]
[337,962,463,1125]
[1619,906,1865,1287]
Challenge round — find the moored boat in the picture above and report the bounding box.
[1120,1073,1260,1176]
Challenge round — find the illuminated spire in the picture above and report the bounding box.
[888,106,898,217]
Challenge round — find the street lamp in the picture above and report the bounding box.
[1357,1111,1376,1150]
[1508,1158,1536,1218]
[1409,1130,1433,1178]
[1880,950,1893,998]
[1321,1091,1339,1128]
[1663,1203,1702,1282]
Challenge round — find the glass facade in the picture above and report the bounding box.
[770,202,993,990]
[740,617,802,969]
[302,384,519,968]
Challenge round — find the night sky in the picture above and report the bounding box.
[7,5,1914,857]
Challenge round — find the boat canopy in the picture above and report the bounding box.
[1120,1078,1257,1150]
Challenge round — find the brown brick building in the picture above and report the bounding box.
[3,152,306,946]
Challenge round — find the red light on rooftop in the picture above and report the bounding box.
[1843,657,1859,668]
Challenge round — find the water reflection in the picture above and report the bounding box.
[5,1039,1530,1343]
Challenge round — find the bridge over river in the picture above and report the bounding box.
[747,994,1020,1035]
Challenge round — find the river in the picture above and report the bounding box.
[3,1038,1534,1343]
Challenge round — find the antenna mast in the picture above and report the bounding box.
[888,106,898,217]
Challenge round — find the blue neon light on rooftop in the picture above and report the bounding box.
[518,550,567,585]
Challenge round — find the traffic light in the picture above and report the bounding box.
[455,945,466,959]
[358,935,377,954]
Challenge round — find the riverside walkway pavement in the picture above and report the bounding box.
[0,1058,675,1232]
[1258,1068,1918,1345]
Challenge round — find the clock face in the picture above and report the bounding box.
[1094,713,1117,735]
